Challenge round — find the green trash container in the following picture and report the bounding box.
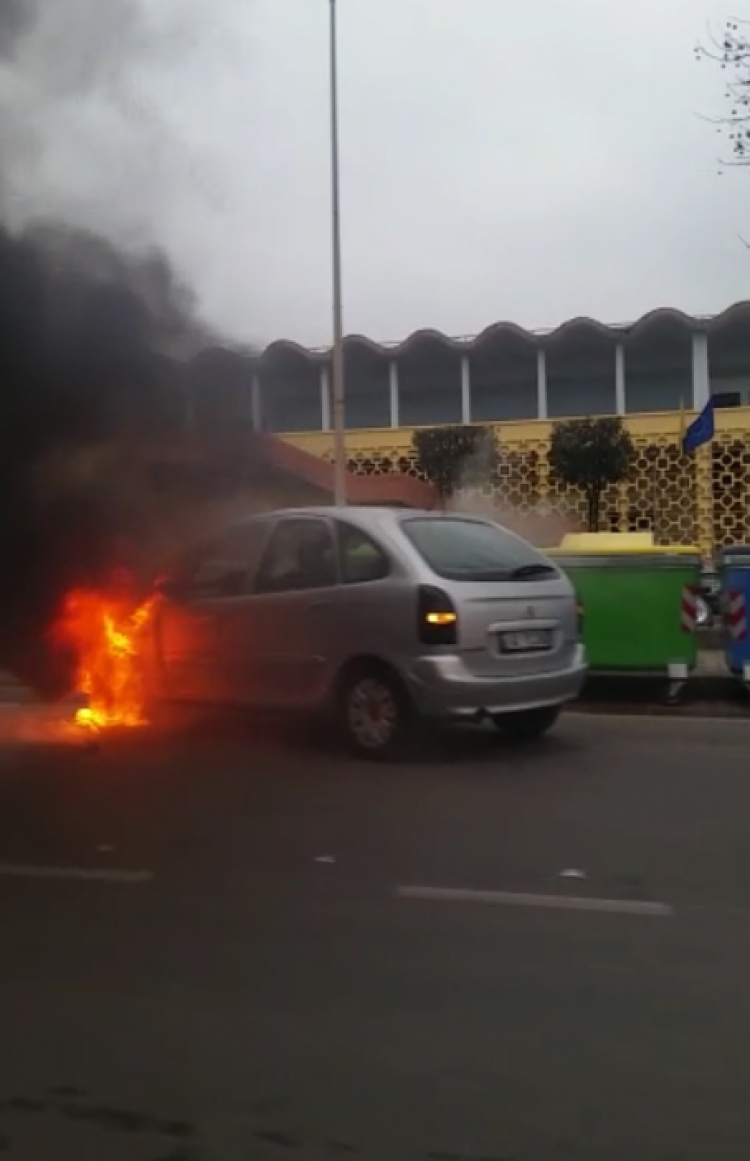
[546,533,702,682]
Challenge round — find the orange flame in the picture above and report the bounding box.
[55,588,157,731]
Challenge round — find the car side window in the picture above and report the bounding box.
[337,522,390,584]
[255,518,337,594]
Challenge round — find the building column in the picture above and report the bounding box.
[389,360,399,429]
[692,332,710,410]
[250,373,262,431]
[615,343,626,415]
[461,355,471,424]
[321,366,331,431]
[536,349,548,419]
[615,347,629,527]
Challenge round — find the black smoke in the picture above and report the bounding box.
[0,0,262,696]
[0,221,207,695]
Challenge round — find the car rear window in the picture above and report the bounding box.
[401,517,557,582]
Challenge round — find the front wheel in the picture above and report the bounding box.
[493,705,561,741]
[339,665,415,759]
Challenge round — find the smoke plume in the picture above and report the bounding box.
[0,0,247,695]
[0,220,203,694]
[0,1,33,51]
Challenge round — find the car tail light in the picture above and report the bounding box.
[418,585,458,646]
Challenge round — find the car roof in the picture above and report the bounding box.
[226,506,496,532]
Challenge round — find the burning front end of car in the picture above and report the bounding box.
[51,581,159,733]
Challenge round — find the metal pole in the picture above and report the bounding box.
[329,0,346,505]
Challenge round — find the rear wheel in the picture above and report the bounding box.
[493,705,561,741]
[339,663,415,759]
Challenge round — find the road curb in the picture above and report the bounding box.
[574,673,749,719]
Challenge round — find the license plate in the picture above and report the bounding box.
[499,629,552,653]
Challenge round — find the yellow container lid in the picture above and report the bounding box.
[560,532,654,552]
[546,532,699,556]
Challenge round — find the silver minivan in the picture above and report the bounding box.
[152,507,587,756]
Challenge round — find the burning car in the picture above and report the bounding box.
[143,506,586,758]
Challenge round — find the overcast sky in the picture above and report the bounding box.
[4,0,750,347]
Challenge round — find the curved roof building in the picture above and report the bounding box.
[252,302,750,433]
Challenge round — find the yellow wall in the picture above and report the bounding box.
[281,408,750,558]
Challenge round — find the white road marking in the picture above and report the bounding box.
[0,864,153,884]
[396,885,673,917]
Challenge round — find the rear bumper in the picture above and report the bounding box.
[404,645,588,719]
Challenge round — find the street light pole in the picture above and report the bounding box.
[329,0,346,505]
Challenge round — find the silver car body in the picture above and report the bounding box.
[154,506,587,720]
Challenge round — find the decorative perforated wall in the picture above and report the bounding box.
[282,409,750,558]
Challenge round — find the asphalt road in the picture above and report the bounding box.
[0,707,750,1160]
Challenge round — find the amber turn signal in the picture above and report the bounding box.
[426,611,457,626]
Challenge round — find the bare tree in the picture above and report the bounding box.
[696,17,750,171]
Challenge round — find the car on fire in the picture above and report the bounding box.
[149,506,587,757]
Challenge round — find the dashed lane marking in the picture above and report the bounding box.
[396,884,673,917]
[0,864,153,884]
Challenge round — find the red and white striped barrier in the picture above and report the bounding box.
[724,589,748,641]
[680,585,699,634]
